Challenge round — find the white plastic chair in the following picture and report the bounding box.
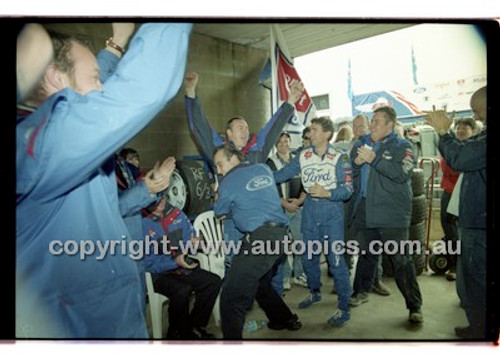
[192,210,225,326]
[145,271,169,339]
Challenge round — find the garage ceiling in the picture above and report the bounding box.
[193,22,416,58]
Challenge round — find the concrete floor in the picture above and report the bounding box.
[150,210,474,341]
[152,258,470,342]
[231,266,468,341]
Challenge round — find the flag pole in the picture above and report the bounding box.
[270,24,278,114]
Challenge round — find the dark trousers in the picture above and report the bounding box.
[353,199,422,310]
[154,268,222,336]
[220,226,294,339]
[440,191,458,270]
[353,227,422,310]
[457,228,486,335]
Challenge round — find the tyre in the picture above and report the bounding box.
[409,221,427,276]
[428,253,451,275]
[165,159,213,217]
[411,194,428,225]
[411,168,425,196]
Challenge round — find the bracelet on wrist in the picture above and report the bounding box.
[106,37,125,55]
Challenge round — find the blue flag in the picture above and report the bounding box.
[347,58,353,101]
[412,45,419,86]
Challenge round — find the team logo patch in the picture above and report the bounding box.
[246,175,273,191]
[327,153,335,160]
[304,151,312,159]
[382,150,393,160]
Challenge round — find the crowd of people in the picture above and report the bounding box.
[16,22,488,341]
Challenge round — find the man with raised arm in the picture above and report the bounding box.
[184,71,304,271]
[16,22,192,338]
[424,86,487,339]
[184,71,304,168]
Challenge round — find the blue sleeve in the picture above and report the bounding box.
[185,96,224,169]
[141,218,178,273]
[274,153,301,184]
[97,49,120,83]
[438,133,486,172]
[178,210,195,244]
[330,153,353,201]
[119,181,157,217]
[213,180,233,219]
[254,102,295,159]
[370,139,414,183]
[26,23,192,201]
[350,137,364,169]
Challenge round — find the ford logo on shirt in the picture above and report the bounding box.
[246,175,273,191]
[303,167,332,184]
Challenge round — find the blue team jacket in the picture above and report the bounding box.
[16,23,192,338]
[438,131,486,229]
[214,163,289,234]
[141,205,196,274]
[185,96,295,170]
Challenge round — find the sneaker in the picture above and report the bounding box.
[327,309,350,327]
[298,292,321,309]
[283,278,291,291]
[293,275,308,288]
[454,325,483,339]
[268,313,302,331]
[191,326,216,339]
[349,292,369,307]
[408,308,424,324]
[371,281,391,296]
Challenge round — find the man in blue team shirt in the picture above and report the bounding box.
[213,144,302,339]
[16,23,192,338]
[142,196,221,340]
[184,72,304,273]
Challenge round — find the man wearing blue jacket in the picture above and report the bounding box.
[116,153,176,313]
[184,72,304,273]
[142,197,221,340]
[16,23,192,338]
[274,117,353,327]
[349,106,423,324]
[424,86,487,339]
[213,144,302,339]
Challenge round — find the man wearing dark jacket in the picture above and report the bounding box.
[348,106,423,324]
[425,86,487,339]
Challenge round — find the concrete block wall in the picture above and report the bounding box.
[43,23,272,170]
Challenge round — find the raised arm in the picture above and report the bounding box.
[20,23,192,202]
[184,72,224,168]
[255,80,304,159]
[438,133,486,172]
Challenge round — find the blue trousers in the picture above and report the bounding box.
[301,198,351,311]
[272,209,305,294]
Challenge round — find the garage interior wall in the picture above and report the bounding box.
[43,23,272,170]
